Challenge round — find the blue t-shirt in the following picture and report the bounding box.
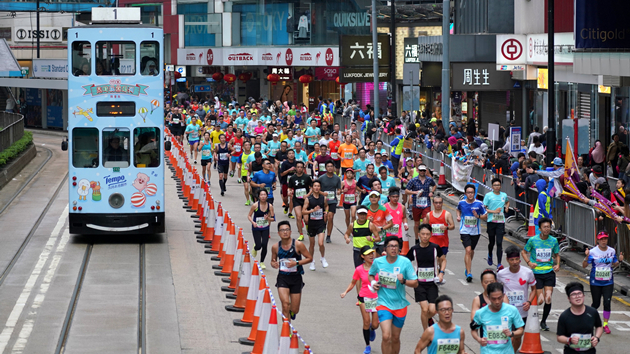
[294,150,308,163]
[252,170,277,199]
[246,152,268,165]
[379,176,397,196]
[267,140,281,157]
[361,194,389,206]
[185,124,200,141]
[368,256,417,310]
[473,304,524,354]
[305,127,321,146]
[353,159,369,180]
[483,192,508,223]
[587,246,618,287]
[234,117,249,131]
[382,159,394,171]
[284,138,296,149]
[524,235,559,274]
[457,200,487,235]
[200,140,213,160]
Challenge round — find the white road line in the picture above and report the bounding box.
[555,279,566,293]
[0,206,67,353]
[474,291,481,295]
[556,349,564,353]
[540,335,549,342]
[458,279,469,286]
[457,303,470,312]
[445,269,455,275]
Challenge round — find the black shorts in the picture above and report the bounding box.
[327,203,337,214]
[241,175,249,183]
[353,249,363,268]
[333,160,341,169]
[269,156,276,164]
[341,167,352,175]
[460,234,480,250]
[374,243,385,256]
[441,247,449,256]
[276,273,304,294]
[307,221,326,237]
[343,202,356,210]
[414,282,439,303]
[292,198,305,207]
[534,271,556,289]
[171,128,183,136]
[201,159,211,166]
[217,164,229,173]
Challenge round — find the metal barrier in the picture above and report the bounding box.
[566,201,597,247]
[0,112,25,153]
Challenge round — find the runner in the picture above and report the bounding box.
[497,245,537,352]
[267,133,281,165]
[471,269,508,340]
[354,149,370,185]
[457,184,488,282]
[229,129,244,180]
[369,236,419,354]
[471,282,525,354]
[413,295,467,354]
[521,217,560,331]
[378,166,397,198]
[305,118,321,153]
[250,158,277,205]
[582,231,624,334]
[384,187,409,244]
[357,163,377,204]
[483,178,509,269]
[270,220,313,321]
[198,131,213,183]
[406,224,445,330]
[339,134,358,175]
[294,141,308,165]
[365,190,394,254]
[319,161,342,244]
[329,132,342,175]
[340,245,380,354]
[556,282,603,353]
[426,196,455,263]
[344,206,381,267]
[288,161,312,242]
[342,169,359,228]
[405,164,437,245]
[280,149,298,218]
[314,144,333,178]
[209,124,224,169]
[184,118,201,163]
[302,180,329,270]
[247,189,275,269]
[240,141,254,205]
[214,134,230,196]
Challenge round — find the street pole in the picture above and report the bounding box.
[372,0,379,119]
[441,0,450,122]
[36,0,40,58]
[390,0,397,117]
[547,0,555,165]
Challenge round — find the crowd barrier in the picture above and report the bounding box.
[165,127,313,354]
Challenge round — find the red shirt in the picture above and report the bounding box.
[231,136,243,156]
[328,140,341,160]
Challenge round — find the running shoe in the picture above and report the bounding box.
[260,262,266,270]
[194,160,197,164]
[284,207,288,215]
[540,322,549,331]
[369,328,376,342]
[298,234,304,241]
[326,235,331,243]
[252,248,258,257]
[245,200,251,206]
[363,345,371,354]
[465,270,472,283]
[288,213,295,219]
[229,171,234,177]
[604,325,611,334]
[309,262,316,271]
[221,191,224,196]
[321,258,329,268]
[290,311,296,321]
[237,178,241,184]
[487,254,493,266]
[497,264,504,271]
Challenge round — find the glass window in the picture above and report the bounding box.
[140,41,160,76]
[96,101,136,117]
[95,41,135,76]
[102,128,131,168]
[134,128,160,168]
[72,128,99,168]
[72,41,91,76]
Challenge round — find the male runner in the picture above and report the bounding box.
[288,161,312,241]
[457,184,487,282]
[250,158,277,204]
[339,134,358,175]
[426,196,455,262]
[413,295,467,354]
[405,164,437,244]
[240,141,254,205]
[319,161,342,244]
[483,178,510,269]
[329,131,342,175]
[302,180,329,270]
[385,187,409,244]
[314,144,333,178]
[556,282,603,354]
[366,190,394,254]
[270,220,313,321]
[279,149,297,218]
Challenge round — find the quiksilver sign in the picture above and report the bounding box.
[332,12,371,28]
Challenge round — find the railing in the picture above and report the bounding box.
[0,112,25,154]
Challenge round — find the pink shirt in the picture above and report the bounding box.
[385,202,404,237]
[254,126,266,135]
[353,264,378,298]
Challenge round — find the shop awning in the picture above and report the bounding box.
[0,39,22,77]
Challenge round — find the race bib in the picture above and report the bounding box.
[436,338,460,354]
[311,209,324,220]
[172,118,180,124]
[190,131,199,140]
[279,258,298,273]
[379,270,397,289]
[319,163,326,172]
[219,153,229,161]
[364,297,378,313]
[201,149,211,158]
[386,224,400,236]
[416,197,428,208]
[234,145,241,152]
[238,124,244,131]
[486,325,509,345]
[344,152,353,159]
[295,188,307,199]
[464,216,477,228]
[506,291,525,307]
[271,149,279,155]
[569,334,592,352]
[344,194,356,204]
[381,188,389,197]
[594,267,612,281]
[432,224,445,236]
[535,248,552,263]
[255,217,269,228]
[493,213,505,223]
[417,267,435,282]
[265,187,271,194]
[331,153,339,159]
[326,192,336,201]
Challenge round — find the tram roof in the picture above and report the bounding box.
[72,24,161,30]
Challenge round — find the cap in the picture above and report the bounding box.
[553,157,564,166]
[597,231,609,239]
[356,207,369,214]
[382,152,388,156]
[406,157,413,162]
[368,191,381,197]
[418,165,427,171]
[593,165,603,174]
[273,133,279,137]
[430,118,437,123]
[361,246,376,256]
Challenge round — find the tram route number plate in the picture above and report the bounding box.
[113,167,120,172]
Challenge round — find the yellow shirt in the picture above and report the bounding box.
[279,133,288,142]
[209,130,224,148]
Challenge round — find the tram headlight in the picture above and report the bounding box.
[109,193,125,209]
[73,201,77,205]
[156,200,160,205]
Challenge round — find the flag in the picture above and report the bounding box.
[565,138,577,180]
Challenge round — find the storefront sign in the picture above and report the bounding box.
[175,66,186,77]
[416,36,443,62]
[13,26,62,43]
[340,35,390,67]
[339,67,390,82]
[404,38,420,63]
[451,63,514,91]
[496,35,526,66]
[598,85,611,94]
[268,66,292,80]
[526,33,575,65]
[32,59,68,78]
[314,67,339,81]
[575,0,630,49]
[330,12,371,28]
[537,68,548,89]
[177,47,339,67]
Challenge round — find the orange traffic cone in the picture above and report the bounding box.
[527,205,536,238]
[223,236,245,291]
[437,161,447,188]
[225,251,251,312]
[239,281,269,346]
[278,320,292,354]
[215,222,237,276]
[289,330,299,354]
[262,306,279,354]
[250,290,272,353]
[199,194,215,242]
[206,203,224,254]
[234,272,264,327]
[519,293,544,353]
[303,345,310,354]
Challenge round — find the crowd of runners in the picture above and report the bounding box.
[165,99,621,354]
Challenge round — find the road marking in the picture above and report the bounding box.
[555,279,566,293]
[474,291,481,295]
[556,349,563,353]
[445,269,455,275]
[540,335,549,342]
[457,303,470,312]
[458,279,469,287]
[614,296,630,307]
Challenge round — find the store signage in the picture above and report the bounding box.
[598,85,611,94]
[340,35,390,67]
[496,65,526,71]
[416,36,443,62]
[339,67,390,82]
[177,47,339,67]
[175,66,186,77]
[451,63,514,91]
[537,68,548,90]
[575,0,630,49]
[526,33,575,65]
[404,38,420,63]
[268,66,292,80]
[331,12,371,28]
[32,59,68,78]
[165,65,174,72]
[314,67,339,81]
[496,35,526,66]
[13,26,62,42]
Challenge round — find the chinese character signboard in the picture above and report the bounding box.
[268,66,293,80]
[416,36,443,62]
[340,35,391,67]
[404,38,420,63]
[451,63,513,91]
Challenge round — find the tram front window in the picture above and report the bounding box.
[140,41,159,76]
[103,128,130,168]
[134,128,160,168]
[72,41,91,76]
[72,128,99,168]
[95,41,135,76]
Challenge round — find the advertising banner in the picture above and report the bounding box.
[496,34,526,66]
[176,47,339,67]
[314,67,339,81]
[32,59,69,78]
[340,35,390,66]
[575,0,630,49]
[339,67,390,82]
[451,157,474,193]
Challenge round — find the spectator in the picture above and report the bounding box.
[527,126,541,147]
[528,135,545,155]
[607,134,626,178]
[466,118,476,143]
[618,146,630,184]
[590,140,606,171]
[492,148,511,176]
[589,165,607,189]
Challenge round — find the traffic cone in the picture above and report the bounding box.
[303,345,310,354]
[527,205,536,238]
[289,330,299,354]
[215,222,236,276]
[249,290,272,353]
[278,320,292,354]
[206,203,224,254]
[239,283,268,346]
[214,217,233,264]
[262,306,279,354]
[437,161,447,188]
[401,229,410,256]
[225,250,251,312]
[222,236,245,290]
[199,196,216,242]
[234,272,265,327]
[519,293,544,354]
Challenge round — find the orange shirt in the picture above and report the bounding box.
[329,140,341,160]
[338,143,358,168]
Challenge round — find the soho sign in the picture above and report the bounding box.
[418,43,442,55]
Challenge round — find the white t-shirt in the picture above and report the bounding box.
[528,144,545,155]
[497,267,536,318]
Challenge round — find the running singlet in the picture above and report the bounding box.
[367,205,393,239]
[252,201,270,230]
[231,137,243,156]
[217,143,230,165]
[384,203,404,238]
[277,239,304,275]
[352,220,373,250]
[200,140,213,160]
[427,210,449,248]
[587,246,618,287]
[427,324,461,354]
[307,194,326,221]
[241,152,254,176]
[343,179,357,205]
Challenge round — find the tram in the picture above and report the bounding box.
[63,8,165,234]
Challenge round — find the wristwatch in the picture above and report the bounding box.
[439,270,445,274]
[401,278,407,285]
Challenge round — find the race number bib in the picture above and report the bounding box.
[201,149,211,158]
[295,188,307,199]
[344,152,353,159]
[219,153,229,161]
[381,188,389,197]
[344,194,356,204]
[271,149,279,155]
[432,224,445,236]
[255,217,269,228]
[311,209,324,220]
[417,267,435,282]
[506,291,525,307]
[416,197,428,208]
[319,163,326,172]
[331,152,339,159]
[464,216,477,228]
[326,192,336,201]
[535,248,552,263]
[364,297,378,313]
[386,224,400,236]
[238,124,244,131]
[234,145,241,152]
[594,267,612,281]
[569,334,592,351]
[172,118,180,124]
[279,258,297,273]
[378,270,397,289]
[436,338,460,354]
[493,213,505,223]
[486,325,509,345]
[190,131,199,139]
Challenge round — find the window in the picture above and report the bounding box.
[72,128,99,168]
[140,41,160,76]
[0,27,11,41]
[72,41,91,76]
[96,101,136,117]
[102,128,130,168]
[134,128,160,168]
[95,41,135,76]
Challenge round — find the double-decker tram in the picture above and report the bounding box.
[64,8,165,234]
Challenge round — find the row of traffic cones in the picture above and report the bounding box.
[165,128,312,354]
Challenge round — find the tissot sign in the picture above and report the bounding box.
[177,47,339,66]
[14,26,62,43]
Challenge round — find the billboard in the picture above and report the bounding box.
[575,0,630,49]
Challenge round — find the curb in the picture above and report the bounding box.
[0,144,37,190]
